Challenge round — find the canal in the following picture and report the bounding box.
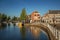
[0,23,49,40]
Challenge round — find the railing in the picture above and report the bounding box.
[31,22,60,40]
[45,23,60,40]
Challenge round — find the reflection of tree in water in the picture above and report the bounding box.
[8,23,10,27]
[13,23,16,27]
[0,23,7,29]
[20,26,26,40]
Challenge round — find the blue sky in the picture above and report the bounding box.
[0,0,60,17]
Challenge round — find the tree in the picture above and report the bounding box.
[1,13,7,22]
[20,8,27,21]
[0,13,11,22]
[0,13,2,22]
[0,13,2,19]
[12,16,17,21]
[7,16,11,21]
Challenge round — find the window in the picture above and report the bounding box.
[37,14,39,16]
[34,15,36,16]
[38,17,40,18]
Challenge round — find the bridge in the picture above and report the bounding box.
[24,22,60,40]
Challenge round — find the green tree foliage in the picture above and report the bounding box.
[20,8,27,21]
[0,13,11,22]
[2,14,7,20]
[0,13,2,19]
[7,16,11,20]
[12,16,17,21]
[0,13,7,21]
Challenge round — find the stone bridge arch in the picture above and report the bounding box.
[33,24,57,40]
[25,23,57,40]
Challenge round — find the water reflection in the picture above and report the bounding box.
[29,26,41,40]
[13,23,16,27]
[20,26,26,40]
[30,27,41,38]
[0,23,7,30]
[19,26,49,40]
[0,23,49,40]
[0,23,17,30]
[8,23,10,27]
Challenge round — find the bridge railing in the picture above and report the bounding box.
[31,22,60,40]
[46,23,60,40]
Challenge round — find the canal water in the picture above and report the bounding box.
[0,23,49,40]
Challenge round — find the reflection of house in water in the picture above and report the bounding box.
[30,26,41,37]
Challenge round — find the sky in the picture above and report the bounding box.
[0,0,60,17]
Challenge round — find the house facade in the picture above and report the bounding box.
[42,10,60,24]
[30,11,41,23]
